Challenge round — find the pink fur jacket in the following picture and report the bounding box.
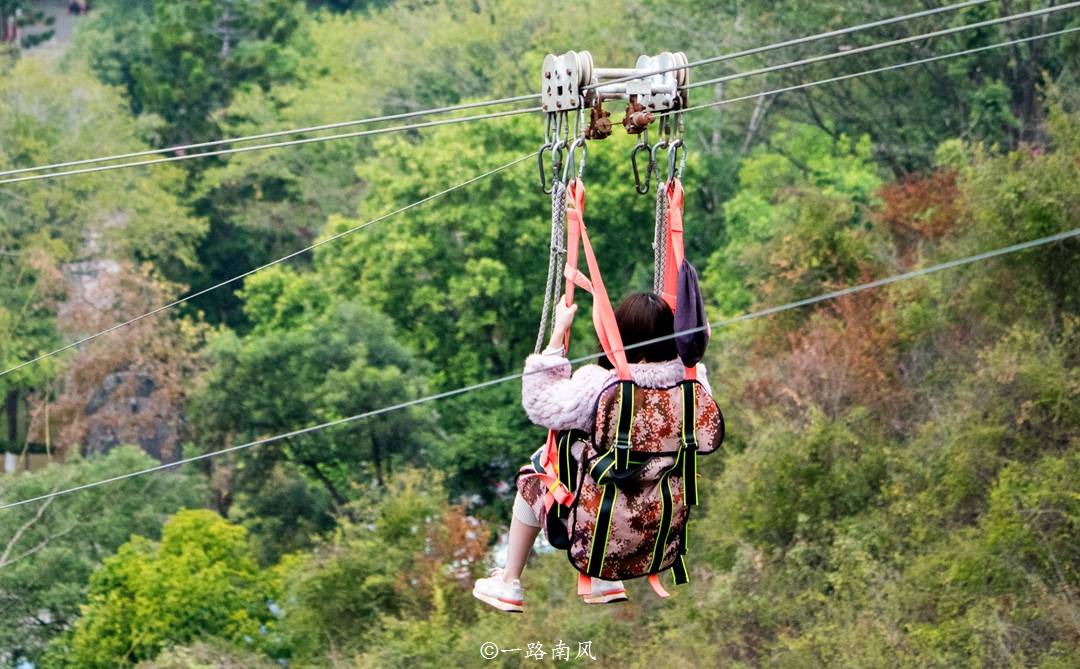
[521,352,711,432]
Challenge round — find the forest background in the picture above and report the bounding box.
[0,1,1078,667]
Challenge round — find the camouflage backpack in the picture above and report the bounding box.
[524,376,724,594]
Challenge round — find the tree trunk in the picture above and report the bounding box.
[372,437,384,485]
[5,390,17,448]
[304,460,349,508]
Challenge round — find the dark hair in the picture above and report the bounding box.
[597,292,677,369]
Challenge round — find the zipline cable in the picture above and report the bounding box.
[676,25,1080,114]
[1,25,1074,380]
[0,0,1001,181]
[587,0,1019,90]
[0,107,540,186]
[0,153,534,380]
[0,95,540,179]
[3,226,1076,511]
[684,6,1080,92]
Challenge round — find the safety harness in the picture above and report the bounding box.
[526,153,714,597]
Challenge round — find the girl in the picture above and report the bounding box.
[473,292,710,612]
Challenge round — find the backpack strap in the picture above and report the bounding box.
[612,381,635,472]
[680,381,700,506]
[585,479,619,578]
[647,445,683,574]
[556,430,582,519]
[583,378,638,579]
[519,431,574,514]
[644,380,699,595]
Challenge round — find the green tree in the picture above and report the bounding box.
[135,640,279,669]
[666,0,1080,172]
[44,509,279,668]
[188,266,436,551]
[75,0,307,147]
[279,470,490,663]
[0,447,207,667]
[0,59,202,272]
[704,121,884,318]
[187,0,652,326]
[0,58,205,460]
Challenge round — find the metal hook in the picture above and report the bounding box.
[549,113,568,184]
[538,141,553,194]
[550,137,567,187]
[631,139,652,195]
[657,114,672,144]
[667,138,685,184]
[538,115,555,194]
[650,138,669,182]
[562,135,587,184]
[557,98,588,185]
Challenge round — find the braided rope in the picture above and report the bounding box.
[653,184,668,293]
[535,181,568,353]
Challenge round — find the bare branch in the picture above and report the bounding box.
[0,494,55,568]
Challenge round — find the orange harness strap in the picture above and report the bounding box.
[659,179,685,311]
[527,179,632,516]
[563,178,631,380]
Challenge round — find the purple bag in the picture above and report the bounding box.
[674,259,709,367]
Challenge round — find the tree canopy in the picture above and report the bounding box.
[0,0,1077,666]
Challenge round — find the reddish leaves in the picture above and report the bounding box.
[876,170,961,265]
[27,263,205,462]
[740,280,908,430]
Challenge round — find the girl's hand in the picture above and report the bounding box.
[549,301,578,348]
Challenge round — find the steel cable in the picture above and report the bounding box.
[3,226,1076,510]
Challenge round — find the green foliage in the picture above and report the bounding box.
[3,1,1079,666]
[679,0,1080,171]
[0,58,204,282]
[713,408,888,547]
[278,470,490,664]
[134,640,279,669]
[187,0,653,325]
[44,510,279,668]
[968,81,1021,147]
[705,121,883,317]
[957,104,1080,320]
[76,0,307,146]
[0,447,207,667]
[188,265,436,549]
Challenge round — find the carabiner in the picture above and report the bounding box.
[572,96,586,139]
[631,141,652,195]
[562,135,587,184]
[630,127,652,195]
[667,138,686,184]
[537,115,555,193]
[656,113,672,145]
[537,141,553,194]
[650,139,669,183]
[550,138,567,187]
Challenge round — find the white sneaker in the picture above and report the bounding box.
[582,577,628,604]
[472,568,525,613]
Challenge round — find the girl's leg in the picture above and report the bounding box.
[503,494,542,582]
